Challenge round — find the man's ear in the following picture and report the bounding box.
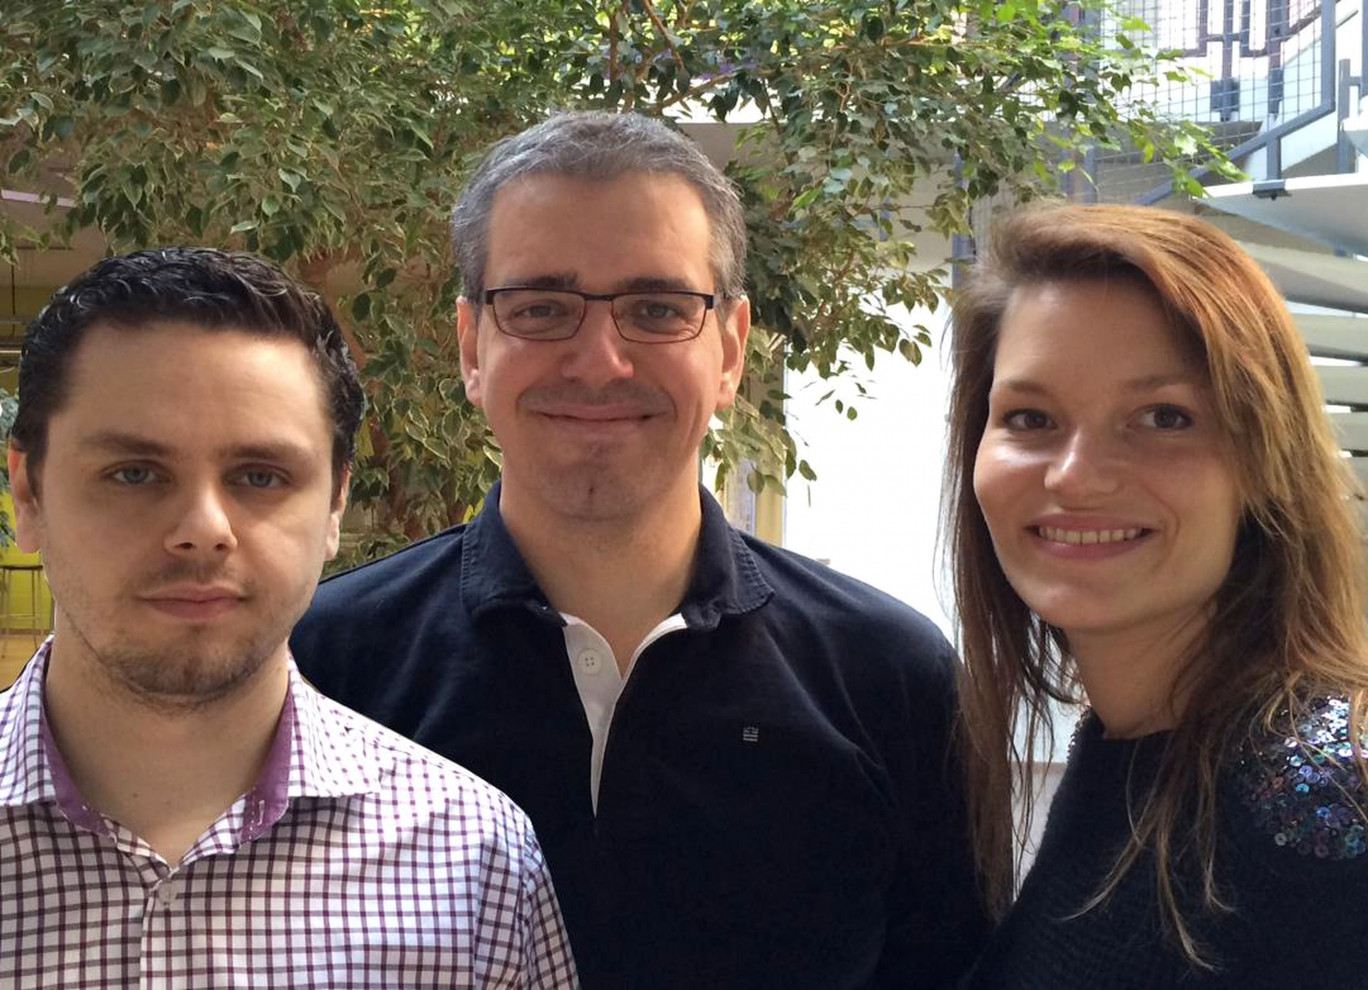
[325,465,350,560]
[715,297,751,411]
[7,444,43,553]
[457,297,484,408]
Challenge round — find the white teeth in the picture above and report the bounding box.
[1038,526,1142,545]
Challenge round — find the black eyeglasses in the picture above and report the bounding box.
[483,287,716,343]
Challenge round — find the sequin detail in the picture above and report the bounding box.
[1239,696,1368,860]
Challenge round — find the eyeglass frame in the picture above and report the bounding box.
[481,286,718,344]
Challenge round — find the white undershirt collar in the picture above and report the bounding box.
[559,612,688,812]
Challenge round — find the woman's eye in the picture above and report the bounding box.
[1139,405,1193,430]
[1003,409,1052,430]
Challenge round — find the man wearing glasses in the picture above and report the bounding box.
[292,111,987,988]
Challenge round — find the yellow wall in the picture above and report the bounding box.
[0,285,55,686]
[0,495,50,688]
[0,493,52,627]
[1,285,50,348]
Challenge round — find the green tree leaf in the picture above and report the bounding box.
[0,0,1234,558]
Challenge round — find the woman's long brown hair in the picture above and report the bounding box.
[942,203,1368,963]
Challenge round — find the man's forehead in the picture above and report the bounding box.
[66,320,317,379]
[485,171,713,280]
[51,323,331,452]
[487,171,708,235]
[69,319,286,365]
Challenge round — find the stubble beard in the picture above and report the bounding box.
[59,604,287,715]
[542,457,648,522]
[47,555,298,716]
[513,381,678,522]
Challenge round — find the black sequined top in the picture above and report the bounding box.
[966,696,1368,989]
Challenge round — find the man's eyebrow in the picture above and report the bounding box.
[76,432,316,463]
[223,441,316,464]
[77,432,172,457]
[498,273,579,289]
[618,276,697,292]
[494,274,702,293]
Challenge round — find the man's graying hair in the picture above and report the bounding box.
[450,111,748,305]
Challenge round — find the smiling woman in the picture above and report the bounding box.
[943,204,1368,988]
[972,275,1243,723]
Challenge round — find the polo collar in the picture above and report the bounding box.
[678,484,773,629]
[459,480,773,629]
[459,480,561,623]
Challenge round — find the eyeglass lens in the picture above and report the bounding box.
[492,289,707,341]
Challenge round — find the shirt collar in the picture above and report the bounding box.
[676,485,774,628]
[460,480,560,622]
[0,641,53,808]
[0,642,382,840]
[460,479,774,630]
[286,657,384,801]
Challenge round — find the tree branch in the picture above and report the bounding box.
[608,1,620,82]
[651,65,747,111]
[640,0,687,74]
[675,0,696,31]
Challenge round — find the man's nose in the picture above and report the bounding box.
[164,483,239,556]
[560,300,635,385]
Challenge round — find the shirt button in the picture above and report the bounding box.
[156,881,182,906]
[578,650,603,674]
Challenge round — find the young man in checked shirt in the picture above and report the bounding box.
[0,249,578,988]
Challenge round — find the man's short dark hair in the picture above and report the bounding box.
[12,247,365,493]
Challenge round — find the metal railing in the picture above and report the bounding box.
[1088,0,1364,204]
[955,0,1365,270]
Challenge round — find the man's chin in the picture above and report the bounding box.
[540,475,650,522]
[96,638,284,713]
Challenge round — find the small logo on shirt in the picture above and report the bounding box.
[741,725,760,743]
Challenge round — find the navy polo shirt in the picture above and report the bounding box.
[291,483,988,988]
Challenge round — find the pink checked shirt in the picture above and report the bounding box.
[0,643,578,988]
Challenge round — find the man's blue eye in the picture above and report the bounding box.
[111,467,156,485]
[516,301,570,319]
[639,300,681,319]
[242,470,282,488]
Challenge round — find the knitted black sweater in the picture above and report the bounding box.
[967,697,1368,989]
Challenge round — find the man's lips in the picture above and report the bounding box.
[531,405,663,438]
[140,586,245,620]
[533,405,659,421]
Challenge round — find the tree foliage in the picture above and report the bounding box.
[0,0,1233,560]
